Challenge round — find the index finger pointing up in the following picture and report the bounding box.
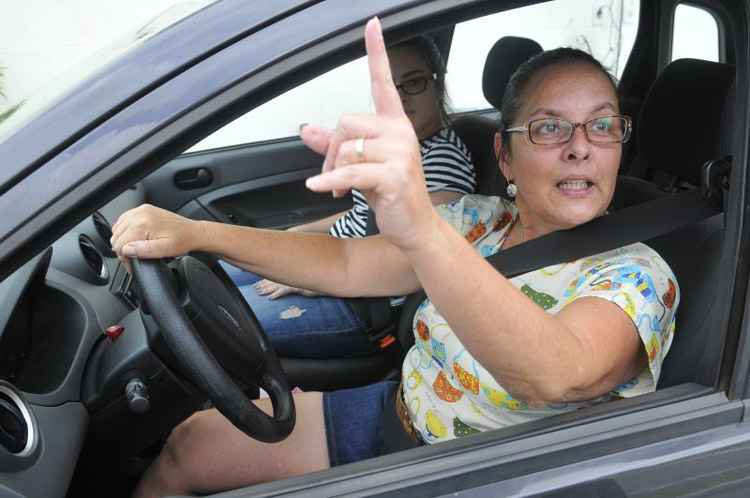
[365,17,405,118]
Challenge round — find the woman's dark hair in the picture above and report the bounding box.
[390,35,452,124]
[499,47,619,155]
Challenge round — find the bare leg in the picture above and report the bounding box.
[132,391,329,498]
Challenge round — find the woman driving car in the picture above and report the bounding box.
[111,18,678,498]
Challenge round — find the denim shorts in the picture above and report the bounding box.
[219,262,379,359]
[323,381,400,467]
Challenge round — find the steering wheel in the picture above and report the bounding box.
[131,256,294,443]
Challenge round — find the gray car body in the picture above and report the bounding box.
[0,0,750,497]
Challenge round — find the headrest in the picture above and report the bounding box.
[639,58,735,185]
[482,36,543,110]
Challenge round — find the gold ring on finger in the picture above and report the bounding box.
[354,137,366,162]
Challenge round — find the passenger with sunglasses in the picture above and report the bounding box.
[221,35,476,360]
[115,20,677,498]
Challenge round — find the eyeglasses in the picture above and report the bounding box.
[504,115,632,145]
[394,73,437,96]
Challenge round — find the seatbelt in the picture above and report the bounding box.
[382,157,729,451]
[354,208,398,350]
[366,156,731,349]
[396,157,730,347]
[486,187,720,278]
[367,157,729,351]
[490,156,729,278]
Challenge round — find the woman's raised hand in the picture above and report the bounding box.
[110,204,203,263]
[303,18,436,252]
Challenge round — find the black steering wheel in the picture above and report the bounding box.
[131,256,295,443]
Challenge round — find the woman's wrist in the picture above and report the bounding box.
[399,209,449,260]
[191,220,219,253]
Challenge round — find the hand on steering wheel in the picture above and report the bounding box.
[131,256,295,443]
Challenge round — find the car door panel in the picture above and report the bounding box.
[143,138,352,229]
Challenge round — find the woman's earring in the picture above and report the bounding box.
[506,181,518,198]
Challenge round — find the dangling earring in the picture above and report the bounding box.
[506,181,518,198]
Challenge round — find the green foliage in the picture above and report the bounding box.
[0,102,21,125]
[0,66,21,125]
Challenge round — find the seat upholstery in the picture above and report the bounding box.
[655,79,735,389]
[453,36,543,196]
[616,60,736,388]
[611,59,736,210]
[452,114,505,195]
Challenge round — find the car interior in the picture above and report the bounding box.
[0,1,748,497]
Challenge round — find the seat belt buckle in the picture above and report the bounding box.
[365,323,398,350]
[701,156,731,203]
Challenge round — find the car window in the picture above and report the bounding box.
[0,0,218,142]
[446,0,640,112]
[188,56,373,152]
[188,0,641,152]
[671,3,720,62]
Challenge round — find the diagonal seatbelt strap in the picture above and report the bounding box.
[488,187,721,279]
[486,156,730,277]
[396,155,730,348]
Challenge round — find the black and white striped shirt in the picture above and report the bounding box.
[329,128,475,239]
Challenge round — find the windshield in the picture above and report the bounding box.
[0,0,218,143]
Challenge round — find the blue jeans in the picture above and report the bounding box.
[323,381,400,466]
[220,262,378,359]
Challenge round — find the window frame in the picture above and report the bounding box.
[660,0,731,69]
[670,1,725,63]
[1,0,749,494]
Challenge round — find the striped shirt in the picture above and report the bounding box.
[329,128,475,239]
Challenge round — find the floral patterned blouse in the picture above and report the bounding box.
[402,195,679,443]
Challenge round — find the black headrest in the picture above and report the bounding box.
[719,81,736,156]
[482,36,543,110]
[639,58,735,185]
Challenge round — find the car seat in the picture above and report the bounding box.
[611,58,736,210]
[650,68,735,389]
[452,36,543,196]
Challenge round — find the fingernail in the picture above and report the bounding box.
[373,17,382,37]
[122,243,136,257]
[306,176,321,188]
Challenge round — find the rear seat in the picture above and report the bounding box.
[611,58,736,210]
[452,36,542,195]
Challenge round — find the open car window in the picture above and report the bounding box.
[187,0,641,153]
[447,0,640,112]
[672,3,720,62]
[188,56,373,152]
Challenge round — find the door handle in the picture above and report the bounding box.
[174,168,213,190]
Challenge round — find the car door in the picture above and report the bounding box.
[0,0,749,497]
[141,56,377,229]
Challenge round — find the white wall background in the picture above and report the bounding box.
[0,0,204,113]
[0,1,718,150]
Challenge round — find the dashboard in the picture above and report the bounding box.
[0,183,202,498]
